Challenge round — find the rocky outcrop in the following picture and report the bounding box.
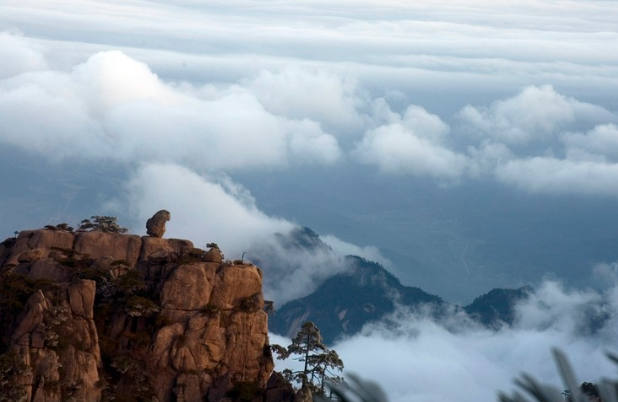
[146,210,171,238]
[0,226,279,402]
[9,279,101,402]
[263,372,295,402]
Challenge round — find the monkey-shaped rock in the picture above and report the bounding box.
[146,210,171,238]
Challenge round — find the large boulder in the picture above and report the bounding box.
[265,371,296,402]
[146,210,171,238]
[203,247,223,263]
[161,263,217,311]
[139,236,194,262]
[5,230,74,266]
[74,231,142,266]
[210,265,264,310]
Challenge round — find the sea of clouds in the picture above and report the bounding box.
[272,276,618,402]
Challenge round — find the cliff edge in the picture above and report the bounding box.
[0,222,277,402]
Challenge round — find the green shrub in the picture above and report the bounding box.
[78,216,128,234]
[125,295,160,318]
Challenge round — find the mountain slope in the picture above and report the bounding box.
[269,255,444,344]
[260,226,533,344]
[464,286,533,328]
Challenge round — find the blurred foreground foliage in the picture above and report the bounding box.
[313,349,618,402]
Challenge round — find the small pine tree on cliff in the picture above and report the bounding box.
[78,216,128,233]
[272,321,344,396]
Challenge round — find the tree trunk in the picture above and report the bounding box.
[303,333,310,386]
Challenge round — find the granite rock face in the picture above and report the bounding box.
[0,227,279,402]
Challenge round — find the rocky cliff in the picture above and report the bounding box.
[0,225,279,402]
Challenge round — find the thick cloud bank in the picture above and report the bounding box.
[354,85,618,192]
[2,30,618,195]
[353,104,468,179]
[273,280,618,402]
[0,44,341,169]
[459,86,612,145]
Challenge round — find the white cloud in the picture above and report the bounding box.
[285,119,342,164]
[0,41,341,170]
[248,68,364,132]
[1,2,618,199]
[248,236,352,305]
[0,32,47,79]
[495,157,618,196]
[459,85,612,145]
[401,105,450,143]
[466,141,514,177]
[72,50,181,113]
[320,234,391,267]
[452,87,618,195]
[123,163,293,253]
[351,86,618,196]
[2,28,618,196]
[4,0,618,82]
[563,124,618,161]
[328,281,618,402]
[353,103,468,178]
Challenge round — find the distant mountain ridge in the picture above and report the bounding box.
[270,256,445,344]
[267,227,533,344]
[464,286,533,328]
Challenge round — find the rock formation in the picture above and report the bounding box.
[146,210,171,238]
[0,224,287,402]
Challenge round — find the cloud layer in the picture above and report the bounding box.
[274,279,618,402]
[353,104,468,179]
[0,46,342,169]
[2,30,618,195]
[458,85,612,145]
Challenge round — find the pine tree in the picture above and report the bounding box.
[272,321,344,396]
[78,216,128,233]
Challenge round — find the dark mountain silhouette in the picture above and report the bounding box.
[270,255,444,344]
[267,227,534,344]
[464,286,533,328]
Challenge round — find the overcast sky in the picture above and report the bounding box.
[1,0,618,303]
